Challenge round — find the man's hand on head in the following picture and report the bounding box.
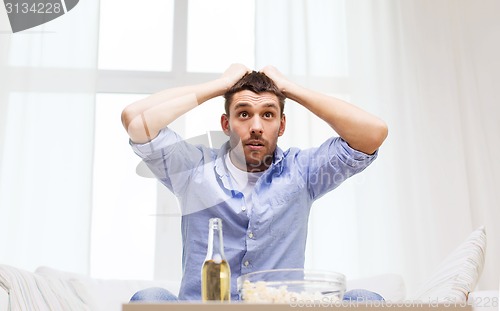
[259,65,291,94]
[221,64,251,90]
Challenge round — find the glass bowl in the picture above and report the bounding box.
[237,268,346,303]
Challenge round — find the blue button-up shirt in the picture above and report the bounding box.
[131,127,377,301]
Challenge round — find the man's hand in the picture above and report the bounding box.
[260,65,292,94]
[220,63,251,91]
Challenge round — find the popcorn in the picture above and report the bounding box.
[240,280,342,304]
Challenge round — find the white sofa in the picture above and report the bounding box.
[0,265,410,311]
[1,227,495,310]
[1,265,497,311]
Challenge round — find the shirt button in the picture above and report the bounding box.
[248,232,254,239]
[244,261,250,267]
[241,206,246,211]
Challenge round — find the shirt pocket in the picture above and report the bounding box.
[269,181,306,206]
[267,184,309,236]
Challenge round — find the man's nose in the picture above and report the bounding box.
[250,116,263,134]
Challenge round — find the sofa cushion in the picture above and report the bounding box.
[0,264,89,310]
[36,266,180,311]
[412,226,487,303]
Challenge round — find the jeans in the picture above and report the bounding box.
[130,287,179,302]
[129,287,384,302]
[343,289,384,302]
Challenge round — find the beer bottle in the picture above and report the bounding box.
[201,218,231,301]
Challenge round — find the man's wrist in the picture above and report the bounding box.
[215,77,235,95]
[278,80,297,98]
[195,78,230,104]
[202,78,230,98]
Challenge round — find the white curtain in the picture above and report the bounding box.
[256,0,499,293]
[0,2,100,274]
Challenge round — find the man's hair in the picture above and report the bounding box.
[223,71,286,116]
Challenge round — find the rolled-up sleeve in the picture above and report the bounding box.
[130,127,181,160]
[301,137,378,200]
[130,127,205,196]
[334,137,378,169]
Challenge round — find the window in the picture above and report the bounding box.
[187,0,255,72]
[92,0,255,280]
[98,0,174,71]
[91,93,157,279]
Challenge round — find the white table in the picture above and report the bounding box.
[123,302,473,311]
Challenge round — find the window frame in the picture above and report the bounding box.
[96,0,220,95]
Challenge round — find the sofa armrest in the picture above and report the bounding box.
[0,286,9,310]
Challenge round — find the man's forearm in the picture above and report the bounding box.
[285,85,388,154]
[261,65,388,154]
[121,79,227,144]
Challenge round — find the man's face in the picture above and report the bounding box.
[221,90,286,172]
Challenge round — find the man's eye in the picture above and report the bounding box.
[239,112,249,118]
[264,112,273,118]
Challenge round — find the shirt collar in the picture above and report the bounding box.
[273,145,285,174]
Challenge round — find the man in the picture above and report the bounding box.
[122,64,388,301]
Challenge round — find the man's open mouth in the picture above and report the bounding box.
[245,140,265,150]
[246,140,264,146]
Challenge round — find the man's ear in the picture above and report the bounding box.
[220,114,230,136]
[278,114,286,136]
